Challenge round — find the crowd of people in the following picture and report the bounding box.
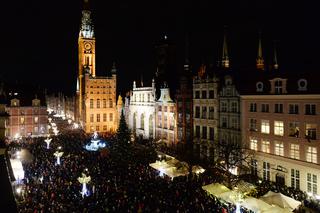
[9,128,254,213]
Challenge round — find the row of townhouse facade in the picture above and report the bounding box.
[126,68,320,197]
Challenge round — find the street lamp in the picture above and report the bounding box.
[78,173,91,198]
[54,150,63,165]
[44,138,52,149]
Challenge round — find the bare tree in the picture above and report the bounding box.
[215,140,255,189]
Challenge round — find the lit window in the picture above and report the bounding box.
[306,146,317,164]
[307,173,317,195]
[291,169,300,190]
[274,121,284,136]
[250,138,258,151]
[275,141,284,156]
[290,144,300,160]
[263,162,270,181]
[34,117,39,124]
[261,140,270,153]
[261,120,270,134]
[20,117,25,125]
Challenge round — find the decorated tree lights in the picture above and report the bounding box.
[54,150,63,165]
[78,173,91,198]
[44,137,52,149]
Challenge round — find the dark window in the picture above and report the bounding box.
[202,126,207,139]
[275,104,283,113]
[305,104,316,115]
[202,91,207,99]
[195,91,200,99]
[261,104,269,113]
[250,103,257,112]
[209,127,214,140]
[195,106,200,118]
[195,126,200,138]
[209,90,214,99]
[289,104,299,114]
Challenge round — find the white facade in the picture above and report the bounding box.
[128,80,156,139]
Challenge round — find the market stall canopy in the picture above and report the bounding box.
[241,197,272,212]
[202,183,231,196]
[260,191,301,211]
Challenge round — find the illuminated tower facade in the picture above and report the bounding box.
[76,0,118,133]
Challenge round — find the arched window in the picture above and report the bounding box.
[97,99,100,108]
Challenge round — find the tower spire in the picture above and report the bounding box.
[183,33,190,73]
[273,41,279,70]
[221,26,230,69]
[111,62,117,75]
[80,0,94,38]
[256,31,264,70]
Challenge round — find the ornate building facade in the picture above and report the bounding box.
[155,85,176,146]
[193,70,219,159]
[76,1,118,133]
[128,80,156,139]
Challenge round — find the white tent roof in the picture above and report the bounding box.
[202,183,231,196]
[242,197,273,212]
[260,191,301,211]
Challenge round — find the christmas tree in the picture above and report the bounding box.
[116,110,131,144]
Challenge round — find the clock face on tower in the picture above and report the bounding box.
[84,42,92,50]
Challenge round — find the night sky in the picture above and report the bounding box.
[2,0,319,96]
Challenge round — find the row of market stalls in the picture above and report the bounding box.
[202,183,301,212]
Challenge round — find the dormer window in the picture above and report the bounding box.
[275,80,283,94]
[256,82,264,92]
[298,79,307,91]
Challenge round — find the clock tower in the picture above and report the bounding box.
[77,0,96,121]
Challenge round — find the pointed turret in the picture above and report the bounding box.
[256,31,264,70]
[273,41,279,70]
[79,0,94,38]
[221,27,230,69]
[111,62,117,75]
[183,34,190,73]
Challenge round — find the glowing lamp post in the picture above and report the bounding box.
[78,173,91,198]
[44,138,52,149]
[54,150,63,165]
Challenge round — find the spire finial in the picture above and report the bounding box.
[273,40,279,70]
[140,74,144,87]
[256,31,264,70]
[111,62,117,75]
[222,26,230,69]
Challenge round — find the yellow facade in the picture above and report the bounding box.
[76,5,118,134]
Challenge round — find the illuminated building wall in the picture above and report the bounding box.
[242,77,320,196]
[76,1,118,133]
[128,80,156,139]
[6,98,48,139]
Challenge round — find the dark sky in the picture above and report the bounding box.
[2,0,319,95]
